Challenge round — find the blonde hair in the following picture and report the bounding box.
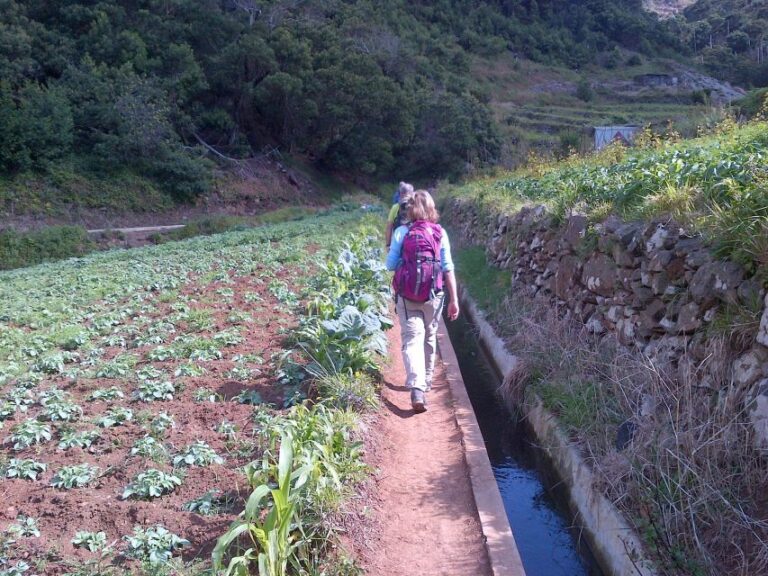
[407,190,439,223]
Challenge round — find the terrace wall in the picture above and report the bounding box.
[442,197,768,450]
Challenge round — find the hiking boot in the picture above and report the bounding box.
[411,389,427,413]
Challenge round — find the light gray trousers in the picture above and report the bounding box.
[396,294,445,392]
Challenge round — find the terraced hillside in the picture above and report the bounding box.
[473,54,741,163]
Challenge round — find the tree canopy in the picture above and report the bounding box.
[0,0,682,196]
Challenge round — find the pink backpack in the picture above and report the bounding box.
[393,221,443,302]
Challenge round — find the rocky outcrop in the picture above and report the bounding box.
[443,198,768,451]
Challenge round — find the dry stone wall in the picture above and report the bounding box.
[443,198,768,451]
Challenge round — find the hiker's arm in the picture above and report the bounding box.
[440,234,460,321]
[445,270,459,321]
[385,226,406,271]
[385,203,399,247]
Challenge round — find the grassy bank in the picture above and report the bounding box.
[445,119,768,272]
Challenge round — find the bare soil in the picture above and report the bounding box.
[2,266,301,573]
[361,319,492,576]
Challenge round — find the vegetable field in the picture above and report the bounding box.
[0,207,391,575]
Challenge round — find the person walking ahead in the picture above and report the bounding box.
[385,190,460,413]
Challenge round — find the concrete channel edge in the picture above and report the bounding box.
[437,323,527,576]
[458,291,659,576]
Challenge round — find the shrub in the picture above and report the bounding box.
[576,78,593,102]
[0,226,93,271]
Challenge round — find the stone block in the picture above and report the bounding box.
[648,250,673,272]
[582,253,616,297]
[756,294,768,348]
[554,255,581,300]
[748,379,768,452]
[614,223,644,252]
[646,224,671,252]
[690,261,745,307]
[650,272,670,296]
[666,257,686,282]
[611,242,637,267]
[674,237,704,257]
[562,215,587,248]
[675,302,702,334]
[732,349,768,392]
[631,286,655,309]
[738,278,765,307]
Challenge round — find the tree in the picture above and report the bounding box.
[727,30,750,53]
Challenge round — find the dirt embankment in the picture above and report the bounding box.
[3,156,332,235]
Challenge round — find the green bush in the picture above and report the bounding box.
[0,226,93,270]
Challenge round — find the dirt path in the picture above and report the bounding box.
[363,318,492,576]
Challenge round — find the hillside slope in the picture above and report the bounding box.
[0,0,686,196]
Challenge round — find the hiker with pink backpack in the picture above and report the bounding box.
[385,189,460,413]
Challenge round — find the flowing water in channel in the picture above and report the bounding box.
[445,315,604,576]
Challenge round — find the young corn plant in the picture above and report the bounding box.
[213,434,312,576]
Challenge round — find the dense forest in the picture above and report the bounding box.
[0,0,683,199]
[673,0,768,87]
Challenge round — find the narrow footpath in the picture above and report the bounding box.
[363,317,493,576]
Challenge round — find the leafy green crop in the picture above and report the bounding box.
[148,412,175,437]
[95,407,133,428]
[51,463,99,489]
[123,525,189,566]
[5,458,46,480]
[182,490,231,516]
[7,515,40,538]
[87,387,125,402]
[122,469,182,500]
[58,429,101,450]
[9,419,52,450]
[173,441,224,467]
[130,436,167,460]
[133,380,175,402]
[72,531,108,552]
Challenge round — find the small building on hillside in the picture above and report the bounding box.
[594,126,640,150]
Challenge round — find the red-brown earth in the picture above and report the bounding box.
[2,264,306,573]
